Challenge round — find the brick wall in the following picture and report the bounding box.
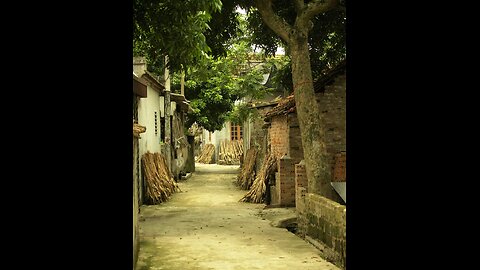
[297,193,346,269]
[295,162,308,211]
[333,152,346,182]
[267,73,346,207]
[287,113,303,165]
[316,74,346,184]
[269,114,289,160]
[276,156,296,206]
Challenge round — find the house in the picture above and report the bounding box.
[132,72,147,269]
[296,61,346,269]
[200,55,287,165]
[133,57,193,182]
[242,91,286,172]
[202,117,243,165]
[242,60,347,268]
[169,92,194,176]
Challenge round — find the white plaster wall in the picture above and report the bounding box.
[138,86,162,158]
[201,123,229,162]
[214,123,230,148]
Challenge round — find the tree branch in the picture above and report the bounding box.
[254,0,293,44]
[296,0,339,28]
[293,0,304,13]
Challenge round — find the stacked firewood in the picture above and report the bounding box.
[141,152,180,204]
[218,139,244,165]
[197,144,216,164]
[236,148,258,190]
[133,123,146,137]
[240,151,277,203]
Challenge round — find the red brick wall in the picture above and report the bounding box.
[287,113,303,165]
[295,162,308,211]
[332,152,346,182]
[269,114,289,160]
[268,73,346,205]
[277,156,296,206]
[316,74,346,185]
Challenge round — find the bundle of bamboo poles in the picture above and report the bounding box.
[197,144,216,164]
[218,139,244,165]
[141,152,179,204]
[240,151,277,203]
[236,148,258,190]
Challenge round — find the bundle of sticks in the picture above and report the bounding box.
[141,152,180,204]
[197,144,215,164]
[218,139,244,165]
[239,151,277,203]
[133,123,146,137]
[236,148,258,190]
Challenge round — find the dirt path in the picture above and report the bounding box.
[135,163,340,270]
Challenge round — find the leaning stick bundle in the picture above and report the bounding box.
[236,148,258,190]
[141,152,179,204]
[240,151,277,203]
[218,139,244,165]
[133,123,146,137]
[197,144,215,164]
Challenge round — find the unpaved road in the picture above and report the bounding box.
[135,163,340,270]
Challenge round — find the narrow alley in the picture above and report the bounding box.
[135,163,341,270]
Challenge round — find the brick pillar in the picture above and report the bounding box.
[278,155,295,206]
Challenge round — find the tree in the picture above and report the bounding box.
[243,0,345,92]
[243,0,345,198]
[133,0,346,198]
[133,0,223,74]
[175,40,273,132]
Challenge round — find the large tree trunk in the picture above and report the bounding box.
[290,37,335,199]
[254,0,341,200]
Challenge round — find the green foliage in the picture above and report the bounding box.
[236,0,346,91]
[133,0,345,132]
[203,0,242,58]
[133,0,223,74]
[309,6,346,78]
[182,41,273,132]
[227,102,260,125]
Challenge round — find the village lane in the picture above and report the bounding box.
[135,163,341,270]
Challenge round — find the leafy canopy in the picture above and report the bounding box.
[174,40,275,132]
[133,0,223,74]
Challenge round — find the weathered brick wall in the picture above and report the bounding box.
[276,156,296,206]
[295,162,308,212]
[297,193,346,269]
[287,113,303,165]
[269,114,303,206]
[333,152,346,182]
[316,74,346,183]
[270,114,289,160]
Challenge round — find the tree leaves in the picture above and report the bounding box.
[181,41,273,132]
[133,0,223,74]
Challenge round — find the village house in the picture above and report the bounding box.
[132,72,147,269]
[132,56,196,266]
[133,57,193,182]
[296,61,346,268]
[200,55,287,165]
[241,60,347,268]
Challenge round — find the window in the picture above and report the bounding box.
[154,111,158,136]
[230,122,242,141]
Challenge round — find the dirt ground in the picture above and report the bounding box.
[135,163,340,270]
